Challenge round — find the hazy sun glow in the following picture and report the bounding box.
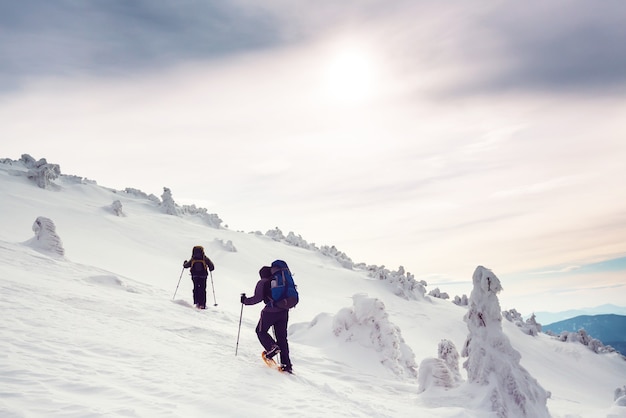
[321,42,379,105]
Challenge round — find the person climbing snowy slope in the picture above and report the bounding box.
[183,245,215,309]
[241,261,298,373]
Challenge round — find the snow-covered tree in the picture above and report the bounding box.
[21,154,60,189]
[524,313,542,336]
[160,187,179,215]
[453,294,469,306]
[552,329,618,355]
[284,231,315,250]
[157,187,222,227]
[503,309,542,336]
[265,227,286,241]
[111,200,124,217]
[462,266,550,418]
[214,238,237,252]
[25,216,65,257]
[123,188,160,203]
[429,287,450,300]
[418,339,463,393]
[333,294,417,379]
[364,265,427,300]
[319,245,354,268]
[615,386,626,406]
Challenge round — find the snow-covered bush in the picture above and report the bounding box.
[332,294,418,378]
[25,216,65,257]
[261,228,361,268]
[62,174,95,185]
[524,313,542,336]
[418,339,463,393]
[111,200,124,216]
[21,154,60,189]
[157,187,223,227]
[284,231,315,250]
[615,386,626,406]
[428,287,450,300]
[550,329,619,355]
[319,245,354,269]
[264,228,316,249]
[179,203,223,228]
[214,238,237,252]
[462,266,550,418]
[265,227,286,241]
[503,309,542,336]
[365,265,427,300]
[122,188,160,203]
[453,294,469,306]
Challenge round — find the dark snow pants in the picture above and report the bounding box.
[256,309,291,368]
[191,276,207,308]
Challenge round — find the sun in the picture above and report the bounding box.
[322,44,379,105]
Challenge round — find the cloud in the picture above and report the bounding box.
[0,0,285,90]
[4,1,625,98]
[443,1,626,95]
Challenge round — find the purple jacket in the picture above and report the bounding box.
[243,278,284,312]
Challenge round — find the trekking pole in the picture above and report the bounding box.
[172,267,184,300]
[235,295,245,356]
[209,270,218,306]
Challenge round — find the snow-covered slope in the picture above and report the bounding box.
[1,157,625,418]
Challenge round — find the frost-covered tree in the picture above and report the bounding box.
[214,238,237,252]
[418,339,463,393]
[111,200,124,217]
[319,245,354,268]
[453,294,469,306]
[332,294,418,378]
[552,329,618,355]
[156,187,223,227]
[524,313,542,335]
[365,265,427,300]
[462,266,550,418]
[503,309,542,336]
[21,154,60,189]
[179,203,223,228]
[265,227,286,241]
[285,231,315,250]
[615,386,626,406]
[428,287,450,300]
[25,216,65,257]
[123,188,160,203]
[160,187,179,215]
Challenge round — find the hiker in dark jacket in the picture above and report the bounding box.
[183,245,215,309]
[241,266,293,373]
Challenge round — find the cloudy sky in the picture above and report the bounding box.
[2,0,625,310]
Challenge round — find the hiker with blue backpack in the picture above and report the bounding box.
[183,245,215,309]
[241,260,299,373]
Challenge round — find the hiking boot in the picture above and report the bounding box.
[279,364,293,374]
[263,344,280,360]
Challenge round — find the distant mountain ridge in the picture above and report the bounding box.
[543,314,626,355]
[532,304,626,324]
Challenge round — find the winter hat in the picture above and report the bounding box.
[259,266,272,279]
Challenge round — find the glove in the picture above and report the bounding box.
[240,293,246,304]
[183,260,187,267]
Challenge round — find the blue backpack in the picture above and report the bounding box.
[269,260,299,309]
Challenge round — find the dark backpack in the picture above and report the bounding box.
[190,246,208,275]
[269,259,299,309]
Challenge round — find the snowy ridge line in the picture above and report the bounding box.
[2,154,444,300]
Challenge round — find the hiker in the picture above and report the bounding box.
[241,263,294,373]
[183,245,215,309]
